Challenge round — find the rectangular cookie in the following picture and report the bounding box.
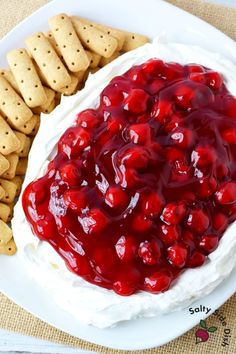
[46,31,63,58]
[11,176,23,196]
[26,32,71,90]
[0,115,21,155]
[0,76,33,127]
[32,87,55,114]
[49,14,90,72]
[15,157,28,175]
[0,154,10,175]
[7,48,47,108]
[1,153,19,180]
[29,115,40,136]
[100,51,120,67]
[0,179,17,203]
[56,75,79,96]
[122,31,150,52]
[0,203,11,223]
[77,17,125,51]
[0,238,17,255]
[89,52,101,69]
[0,186,5,200]
[0,220,12,244]
[16,115,38,135]
[0,69,21,94]
[71,17,118,58]
[14,131,26,154]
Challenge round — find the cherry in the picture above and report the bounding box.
[59,162,81,186]
[143,271,172,293]
[124,88,149,114]
[121,146,149,169]
[186,209,209,234]
[105,186,129,210]
[199,234,219,253]
[141,192,164,218]
[170,128,194,149]
[221,128,236,144]
[115,235,137,262]
[159,224,180,245]
[167,244,188,268]
[198,177,217,198]
[212,213,228,232]
[215,182,236,204]
[113,268,140,296]
[79,208,109,234]
[132,213,152,232]
[161,202,186,225]
[138,239,161,265]
[63,189,87,212]
[76,109,99,129]
[128,123,151,144]
[191,146,216,168]
[187,251,206,268]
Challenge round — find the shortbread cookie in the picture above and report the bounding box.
[0,238,17,255]
[77,17,125,51]
[49,14,90,72]
[0,186,5,200]
[0,154,10,175]
[0,115,20,155]
[15,157,28,175]
[0,220,12,244]
[29,115,40,136]
[0,203,11,223]
[71,17,118,58]
[0,179,17,204]
[89,52,101,69]
[19,136,31,157]
[1,154,19,180]
[16,115,38,135]
[32,87,55,114]
[100,52,120,67]
[7,48,47,107]
[0,76,33,127]
[0,69,21,94]
[122,31,150,52]
[26,32,71,90]
[11,176,23,196]
[57,75,79,96]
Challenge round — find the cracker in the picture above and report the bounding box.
[56,75,79,96]
[29,115,40,136]
[49,14,90,72]
[11,176,23,196]
[16,115,38,135]
[100,51,120,67]
[15,157,28,175]
[0,186,5,200]
[74,70,86,83]
[0,238,17,256]
[0,76,33,127]
[0,179,17,203]
[0,220,12,245]
[89,52,101,69]
[122,31,150,52]
[32,87,55,114]
[2,154,19,180]
[0,69,21,94]
[71,17,118,58]
[77,17,125,51]
[46,31,63,58]
[7,202,14,222]
[0,203,11,223]
[0,154,10,175]
[7,48,47,108]
[19,136,31,157]
[43,99,56,114]
[14,131,26,153]
[26,32,71,90]
[0,115,21,155]
[85,50,92,65]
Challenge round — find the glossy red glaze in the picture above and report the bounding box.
[22,59,236,296]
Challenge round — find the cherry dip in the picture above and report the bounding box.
[22,59,236,295]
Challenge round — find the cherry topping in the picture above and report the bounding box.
[22,58,236,296]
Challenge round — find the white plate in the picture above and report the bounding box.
[0,0,236,350]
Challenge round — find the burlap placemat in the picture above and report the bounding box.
[0,0,235,353]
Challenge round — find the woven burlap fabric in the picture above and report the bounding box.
[0,0,235,352]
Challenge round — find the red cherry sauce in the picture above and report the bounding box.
[22,59,236,296]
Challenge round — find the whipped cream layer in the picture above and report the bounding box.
[13,40,236,328]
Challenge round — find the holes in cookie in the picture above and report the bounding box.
[107,31,111,34]
[23,125,27,128]
[69,32,72,36]
[100,35,104,39]
[17,102,21,106]
[63,45,66,48]
[55,28,59,32]
[14,63,17,66]
[33,48,37,51]
[71,62,75,66]
[21,80,24,83]
[1,71,4,75]
[27,68,31,71]
[5,88,8,91]
[132,35,135,40]
[8,248,12,251]
[53,80,57,83]
[15,116,19,121]
[2,102,5,105]
[2,146,6,150]
[89,24,93,27]
[43,63,46,67]
[65,85,69,89]
[37,34,41,38]
[35,84,38,88]
[5,131,9,135]
[83,26,87,30]
[61,16,65,20]
[29,97,32,101]
[104,48,107,52]
[47,50,51,54]
[86,39,90,44]
[48,33,52,37]
[57,66,61,70]
[77,49,80,53]
[20,50,24,54]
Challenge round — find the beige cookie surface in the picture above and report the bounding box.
[1,154,19,180]
[0,115,21,155]
[0,154,10,175]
